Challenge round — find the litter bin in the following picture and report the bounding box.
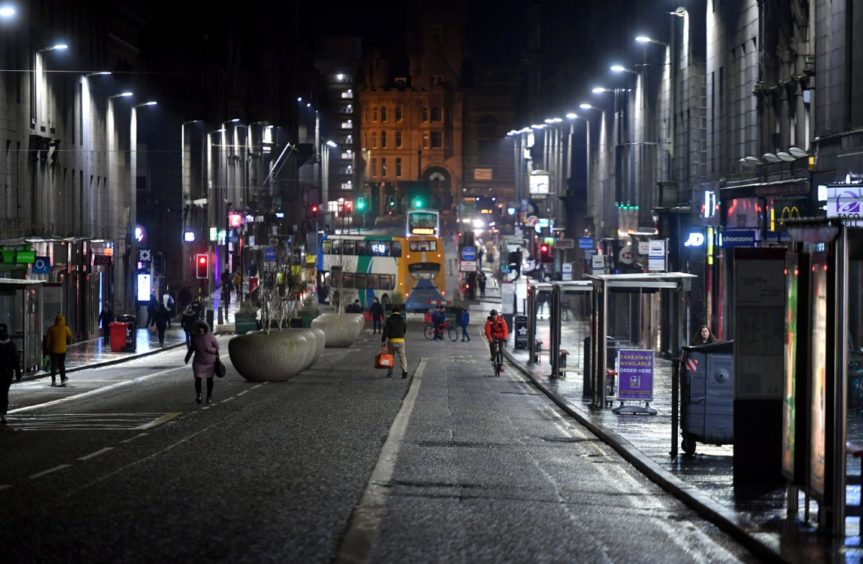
[109,322,127,353]
[583,336,618,398]
[681,340,734,455]
[117,314,137,352]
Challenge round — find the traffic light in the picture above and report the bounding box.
[539,243,553,263]
[310,204,319,220]
[344,200,354,213]
[195,253,209,279]
[356,197,367,212]
[412,196,424,209]
[386,197,396,210]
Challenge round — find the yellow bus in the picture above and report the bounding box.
[317,233,446,310]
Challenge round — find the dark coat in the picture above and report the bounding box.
[382,313,407,342]
[370,302,384,320]
[155,306,171,330]
[0,338,21,382]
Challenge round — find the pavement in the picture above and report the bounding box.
[15,273,859,562]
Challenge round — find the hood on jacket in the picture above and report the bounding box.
[192,320,211,334]
[54,315,66,326]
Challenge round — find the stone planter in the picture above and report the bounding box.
[310,313,364,348]
[228,330,313,381]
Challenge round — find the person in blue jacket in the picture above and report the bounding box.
[459,308,471,342]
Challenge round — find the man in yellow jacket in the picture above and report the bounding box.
[45,314,73,386]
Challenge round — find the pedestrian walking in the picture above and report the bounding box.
[477,272,487,299]
[146,291,159,327]
[184,320,220,404]
[181,305,197,347]
[0,323,22,424]
[370,297,384,334]
[98,301,114,341]
[459,308,471,342]
[381,307,408,379]
[45,314,73,387]
[155,304,171,346]
[162,291,175,327]
[691,325,716,345]
[221,269,233,309]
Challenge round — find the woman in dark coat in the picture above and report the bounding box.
[691,325,717,345]
[154,305,171,346]
[0,323,22,424]
[184,321,219,404]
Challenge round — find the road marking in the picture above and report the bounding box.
[9,365,183,414]
[7,413,177,431]
[221,397,236,403]
[121,433,148,444]
[0,484,11,491]
[237,390,249,396]
[29,464,71,479]
[335,358,427,564]
[78,447,114,461]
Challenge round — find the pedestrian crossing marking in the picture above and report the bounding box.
[5,412,181,431]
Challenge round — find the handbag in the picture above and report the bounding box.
[214,358,226,378]
[375,345,394,369]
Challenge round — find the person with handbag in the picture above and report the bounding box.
[184,320,220,404]
[381,307,408,379]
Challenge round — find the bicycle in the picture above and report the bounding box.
[424,322,458,342]
[491,338,504,377]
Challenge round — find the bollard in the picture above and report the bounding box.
[671,356,679,458]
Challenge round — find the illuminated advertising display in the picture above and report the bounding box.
[782,254,799,479]
[809,253,828,499]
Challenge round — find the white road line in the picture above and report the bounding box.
[0,484,11,491]
[237,390,248,396]
[121,433,148,444]
[29,464,71,480]
[220,397,236,403]
[9,365,184,414]
[78,447,114,461]
[335,358,427,564]
[136,412,180,430]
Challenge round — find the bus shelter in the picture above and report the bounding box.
[0,278,45,373]
[587,273,695,410]
[782,219,863,537]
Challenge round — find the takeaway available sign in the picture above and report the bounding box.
[827,185,863,225]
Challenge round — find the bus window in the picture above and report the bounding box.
[322,240,333,254]
[409,240,437,252]
[355,273,368,289]
[331,239,342,255]
[392,241,402,257]
[342,240,355,255]
[342,272,355,288]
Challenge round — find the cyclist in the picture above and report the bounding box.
[484,310,509,362]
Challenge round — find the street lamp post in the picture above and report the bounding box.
[32,42,68,127]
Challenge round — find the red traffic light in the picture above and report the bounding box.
[195,253,209,279]
[540,244,549,253]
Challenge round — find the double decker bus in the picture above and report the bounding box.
[406,209,440,237]
[317,233,446,309]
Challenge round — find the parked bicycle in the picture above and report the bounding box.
[424,321,458,342]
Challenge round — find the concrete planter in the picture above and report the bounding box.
[228,330,313,381]
[284,328,324,370]
[310,313,364,348]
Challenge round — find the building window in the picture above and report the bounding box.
[422,131,430,149]
[422,107,429,122]
[395,158,402,177]
[363,106,368,122]
[371,132,377,148]
[381,158,388,178]
[431,106,443,122]
[395,105,403,122]
[395,131,402,148]
[364,132,368,148]
[430,131,442,148]
[371,158,377,177]
[372,106,378,121]
[381,131,388,148]
[381,105,387,122]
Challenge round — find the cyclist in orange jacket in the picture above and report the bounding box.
[484,310,509,361]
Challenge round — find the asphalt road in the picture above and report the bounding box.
[0,321,758,563]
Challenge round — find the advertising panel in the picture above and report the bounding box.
[782,253,799,480]
[529,173,549,195]
[809,253,828,499]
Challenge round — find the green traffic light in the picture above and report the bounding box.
[413,197,424,209]
[356,197,367,211]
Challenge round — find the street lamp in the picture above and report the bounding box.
[109,91,133,99]
[635,35,668,46]
[610,63,638,75]
[0,3,16,19]
[32,41,69,126]
[134,101,157,108]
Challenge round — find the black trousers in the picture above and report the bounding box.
[50,353,67,380]
[1,375,11,416]
[194,377,214,398]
